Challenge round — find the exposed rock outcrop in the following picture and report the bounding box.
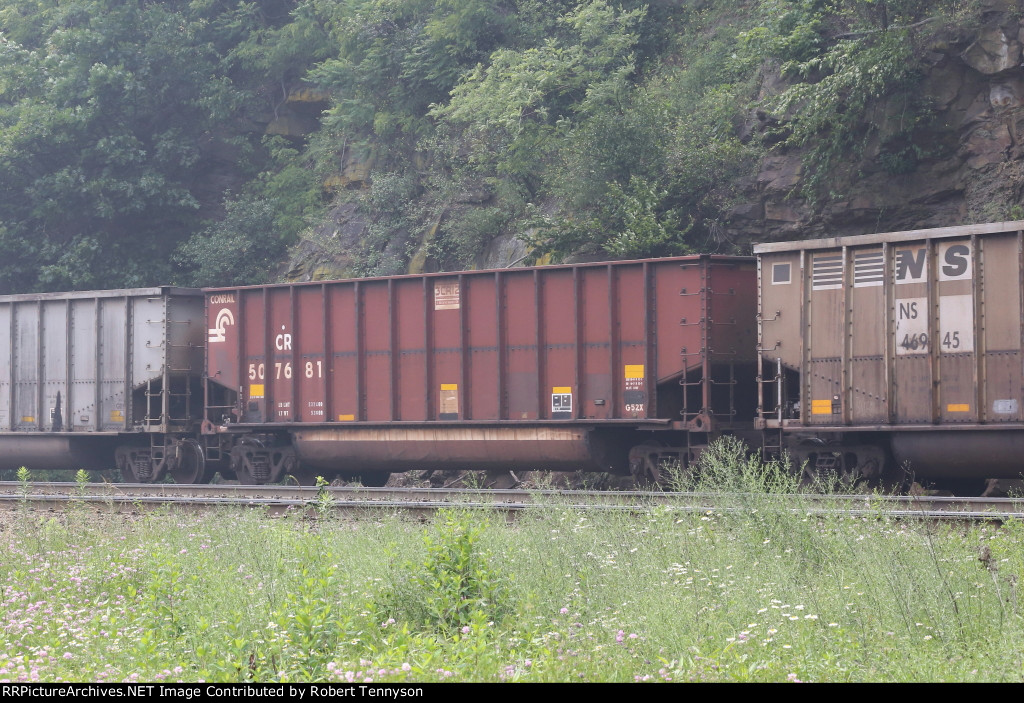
[731,4,1024,244]
[286,2,1024,279]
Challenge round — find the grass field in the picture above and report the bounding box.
[1,440,1022,683]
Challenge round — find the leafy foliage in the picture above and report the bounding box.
[0,0,305,292]
[175,137,321,287]
[0,0,994,289]
[434,0,644,177]
[377,509,512,635]
[749,0,965,198]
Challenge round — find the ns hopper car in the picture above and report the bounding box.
[756,220,1024,490]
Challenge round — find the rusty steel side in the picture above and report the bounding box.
[291,425,629,473]
[205,255,757,430]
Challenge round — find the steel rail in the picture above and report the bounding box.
[0,483,1021,520]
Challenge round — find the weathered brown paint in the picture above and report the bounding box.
[756,221,1024,477]
[207,256,756,426]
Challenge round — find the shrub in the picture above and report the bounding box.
[377,508,512,635]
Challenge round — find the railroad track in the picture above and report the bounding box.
[1,482,1022,520]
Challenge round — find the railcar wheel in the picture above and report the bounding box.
[629,443,667,488]
[115,446,163,483]
[169,439,211,484]
[796,450,862,490]
[793,442,890,492]
[230,437,296,485]
[117,450,139,483]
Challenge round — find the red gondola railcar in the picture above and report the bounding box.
[203,256,758,484]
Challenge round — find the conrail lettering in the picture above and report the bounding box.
[209,294,236,304]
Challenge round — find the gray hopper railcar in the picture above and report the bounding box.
[0,287,208,482]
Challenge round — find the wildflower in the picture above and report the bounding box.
[401,663,411,672]
[560,608,569,615]
[461,626,471,635]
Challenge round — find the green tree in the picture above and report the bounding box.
[433,0,644,180]
[0,0,311,292]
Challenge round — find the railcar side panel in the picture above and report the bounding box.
[464,274,499,420]
[849,247,887,423]
[208,256,757,430]
[330,283,358,422]
[581,266,613,421]
[981,233,1023,423]
[756,221,1024,479]
[0,288,205,472]
[12,303,38,431]
[205,256,758,476]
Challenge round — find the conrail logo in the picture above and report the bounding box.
[209,294,236,304]
[208,308,234,343]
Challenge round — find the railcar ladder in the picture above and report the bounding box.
[757,356,785,459]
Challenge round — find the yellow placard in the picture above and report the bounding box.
[338,414,355,421]
[249,384,265,399]
[440,383,459,416]
[947,404,970,413]
[624,365,645,379]
[552,386,571,394]
[811,399,833,415]
[110,410,124,421]
[21,416,34,423]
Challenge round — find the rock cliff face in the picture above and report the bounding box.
[734,4,1024,244]
[283,3,1024,281]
